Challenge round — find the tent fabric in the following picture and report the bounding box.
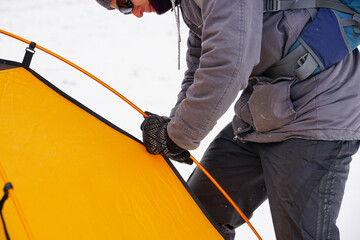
[0,59,224,239]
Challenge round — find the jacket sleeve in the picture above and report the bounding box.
[168,0,263,150]
[170,30,201,119]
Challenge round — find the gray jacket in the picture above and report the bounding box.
[168,0,360,150]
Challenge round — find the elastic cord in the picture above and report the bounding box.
[171,0,181,70]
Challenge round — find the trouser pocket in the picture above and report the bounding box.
[234,76,297,133]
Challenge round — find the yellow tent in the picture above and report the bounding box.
[0,59,224,239]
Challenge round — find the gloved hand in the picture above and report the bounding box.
[141,114,193,165]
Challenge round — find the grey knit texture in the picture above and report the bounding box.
[95,0,114,10]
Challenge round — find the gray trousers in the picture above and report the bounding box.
[187,123,359,240]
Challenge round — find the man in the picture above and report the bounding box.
[96,0,360,239]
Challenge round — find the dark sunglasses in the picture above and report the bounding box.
[116,0,133,15]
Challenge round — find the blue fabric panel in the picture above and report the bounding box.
[340,0,360,13]
[301,8,349,69]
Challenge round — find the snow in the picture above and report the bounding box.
[1,0,359,239]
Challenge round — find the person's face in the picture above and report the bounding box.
[110,0,156,18]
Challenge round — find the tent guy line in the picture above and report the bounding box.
[0,162,34,240]
[0,28,262,240]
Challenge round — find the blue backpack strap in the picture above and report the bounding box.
[265,1,360,80]
[264,0,356,14]
[339,0,360,12]
[342,13,360,33]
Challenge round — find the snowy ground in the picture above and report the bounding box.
[1,1,359,239]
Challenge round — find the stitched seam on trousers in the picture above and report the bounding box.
[318,143,342,240]
[316,169,329,240]
[325,144,343,239]
[325,161,337,240]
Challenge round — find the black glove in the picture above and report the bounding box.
[141,114,193,165]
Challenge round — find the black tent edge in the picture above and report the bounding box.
[0,58,226,239]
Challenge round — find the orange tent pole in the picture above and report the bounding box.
[0,29,262,240]
[0,29,147,119]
